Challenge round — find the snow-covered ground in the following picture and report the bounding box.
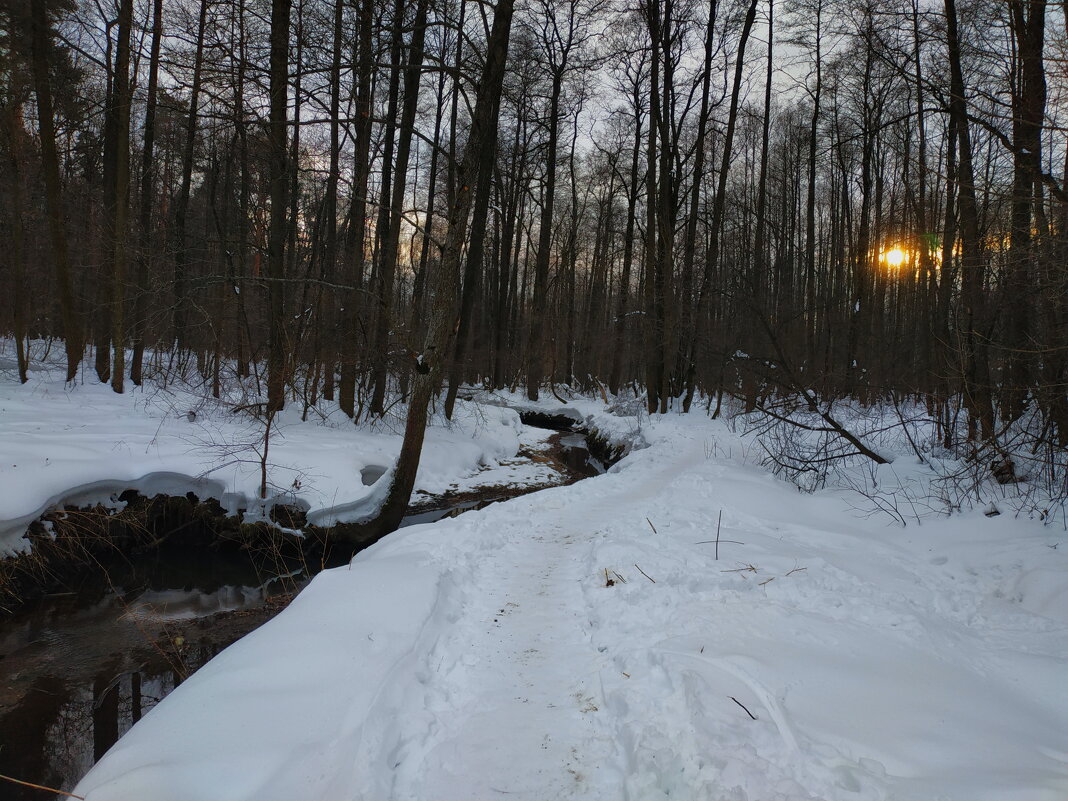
[0,358,563,553]
[71,400,1068,800]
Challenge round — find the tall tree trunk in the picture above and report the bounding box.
[753,0,773,309]
[109,0,134,393]
[369,0,407,416]
[608,88,643,396]
[1003,0,1047,421]
[651,0,679,411]
[172,0,208,352]
[803,0,823,374]
[411,63,449,340]
[527,73,563,401]
[267,0,292,412]
[95,26,115,385]
[29,0,81,381]
[443,49,503,418]
[372,0,430,416]
[643,0,660,413]
[945,0,995,440]
[2,97,28,383]
[338,0,375,418]
[320,0,345,402]
[131,0,164,386]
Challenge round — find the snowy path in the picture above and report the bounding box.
[394,522,618,798]
[360,436,710,800]
[75,413,1068,801]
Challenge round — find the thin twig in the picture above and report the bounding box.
[758,577,775,587]
[785,566,807,576]
[0,773,86,800]
[646,517,657,534]
[715,509,722,559]
[633,563,656,583]
[729,696,759,720]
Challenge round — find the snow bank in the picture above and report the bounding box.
[74,409,1068,801]
[0,367,524,553]
[472,387,648,458]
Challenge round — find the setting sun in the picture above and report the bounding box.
[882,247,907,268]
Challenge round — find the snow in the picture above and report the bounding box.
[69,403,1068,801]
[0,362,553,553]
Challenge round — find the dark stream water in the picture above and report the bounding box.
[0,429,603,799]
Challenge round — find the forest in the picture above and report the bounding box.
[2,2,1068,797]
[1,0,1065,497]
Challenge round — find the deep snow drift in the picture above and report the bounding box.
[66,394,1067,801]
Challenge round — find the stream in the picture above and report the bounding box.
[0,425,603,799]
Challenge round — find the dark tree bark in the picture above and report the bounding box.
[266,0,292,413]
[802,0,823,372]
[172,0,209,352]
[29,0,81,382]
[319,0,345,403]
[1002,0,1048,421]
[372,0,430,416]
[527,70,563,402]
[2,77,29,383]
[608,73,644,396]
[109,0,134,393]
[131,0,164,387]
[369,0,407,416]
[443,63,504,418]
[338,0,374,418]
[945,0,995,440]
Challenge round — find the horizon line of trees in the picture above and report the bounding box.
[1,0,1065,458]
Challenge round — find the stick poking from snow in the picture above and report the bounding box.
[730,696,759,720]
[634,564,656,583]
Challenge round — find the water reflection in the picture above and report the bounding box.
[0,583,287,799]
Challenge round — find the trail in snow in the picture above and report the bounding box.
[359,428,711,799]
[74,409,1068,801]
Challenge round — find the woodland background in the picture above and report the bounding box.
[1,0,1066,497]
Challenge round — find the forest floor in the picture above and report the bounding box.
[66,389,1068,801]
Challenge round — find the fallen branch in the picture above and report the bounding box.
[729,696,759,720]
[633,563,656,583]
[646,517,658,534]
